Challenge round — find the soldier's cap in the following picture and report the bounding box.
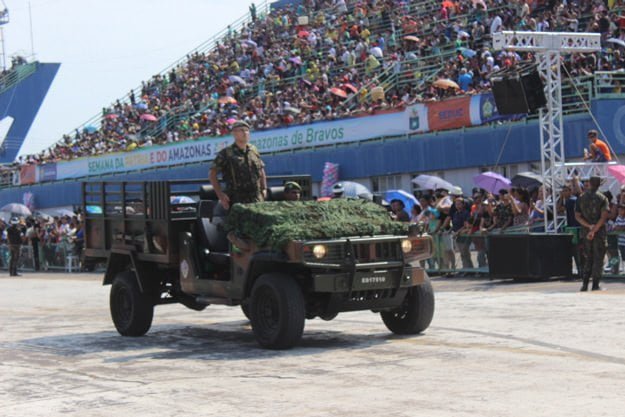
[231,120,250,130]
[284,181,302,192]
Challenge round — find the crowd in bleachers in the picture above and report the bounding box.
[13,0,625,167]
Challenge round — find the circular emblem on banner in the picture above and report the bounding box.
[180,260,189,279]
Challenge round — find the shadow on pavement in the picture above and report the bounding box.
[17,320,400,361]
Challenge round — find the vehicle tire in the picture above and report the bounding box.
[241,304,251,320]
[381,279,435,335]
[110,270,154,336]
[250,273,305,349]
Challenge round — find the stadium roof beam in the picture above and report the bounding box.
[493,31,602,232]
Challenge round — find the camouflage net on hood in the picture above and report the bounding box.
[225,199,408,249]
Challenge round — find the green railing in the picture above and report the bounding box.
[0,62,38,96]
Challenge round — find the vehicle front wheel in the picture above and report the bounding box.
[110,271,154,336]
[381,279,435,335]
[250,274,305,349]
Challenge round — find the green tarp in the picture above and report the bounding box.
[225,199,408,249]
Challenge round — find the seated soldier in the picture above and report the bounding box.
[284,182,302,201]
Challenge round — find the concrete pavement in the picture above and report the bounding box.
[1,273,624,417]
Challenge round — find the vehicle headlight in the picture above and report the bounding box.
[401,239,413,254]
[312,244,327,259]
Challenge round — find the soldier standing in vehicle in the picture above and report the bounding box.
[209,120,267,210]
[575,176,609,291]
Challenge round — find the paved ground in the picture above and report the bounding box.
[1,273,624,417]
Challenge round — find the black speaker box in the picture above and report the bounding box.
[488,233,572,280]
[491,64,546,115]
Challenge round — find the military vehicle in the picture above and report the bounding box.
[83,178,435,349]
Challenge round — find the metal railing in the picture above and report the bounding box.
[0,242,87,273]
[0,61,38,96]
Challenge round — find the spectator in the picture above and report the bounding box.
[613,204,625,273]
[584,129,612,162]
[390,199,410,222]
[451,197,473,269]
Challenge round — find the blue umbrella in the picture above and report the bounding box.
[83,125,97,133]
[385,189,419,215]
[135,102,148,110]
[85,205,103,214]
[460,47,477,58]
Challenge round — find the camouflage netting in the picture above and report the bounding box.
[225,199,408,249]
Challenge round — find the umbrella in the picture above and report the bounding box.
[330,87,348,98]
[442,0,454,8]
[289,56,302,65]
[218,96,238,105]
[228,75,247,85]
[607,38,625,49]
[608,165,625,184]
[104,113,119,120]
[284,106,301,114]
[385,189,420,215]
[298,30,309,38]
[140,114,158,122]
[403,35,420,42]
[1,203,32,217]
[412,174,454,191]
[472,0,487,8]
[457,30,470,39]
[333,181,373,200]
[370,46,383,58]
[170,196,195,204]
[83,125,98,133]
[85,205,103,214]
[47,208,75,217]
[242,39,258,48]
[473,171,511,194]
[226,118,237,124]
[342,83,358,94]
[511,171,544,189]
[432,78,460,89]
[135,102,148,110]
[460,47,476,58]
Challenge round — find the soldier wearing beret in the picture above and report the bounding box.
[284,181,302,201]
[210,121,267,210]
[575,176,609,291]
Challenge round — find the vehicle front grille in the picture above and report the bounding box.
[304,240,402,265]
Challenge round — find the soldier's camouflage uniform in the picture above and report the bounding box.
[575,190,608,290]
[212,143,265,206]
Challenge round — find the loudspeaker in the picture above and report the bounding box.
[491,64,546,115]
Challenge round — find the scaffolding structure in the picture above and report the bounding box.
[493,31,604,232]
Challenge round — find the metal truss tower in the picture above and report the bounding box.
[493,31,601,232]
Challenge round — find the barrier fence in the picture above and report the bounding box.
[0,242,89,273]
[4,229,625,278]
[424,228,625,279]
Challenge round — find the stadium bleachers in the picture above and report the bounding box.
[13,0,625,167]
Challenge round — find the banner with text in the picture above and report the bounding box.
[46,94,516,182]
[52,109,419,181]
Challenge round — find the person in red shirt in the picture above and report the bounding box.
[584,129,612,162]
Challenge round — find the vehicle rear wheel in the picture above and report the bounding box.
[110,271,154,336]
[381,279,435,335]
[250,274,305,349]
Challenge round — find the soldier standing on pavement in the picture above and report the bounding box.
[575,176,609,291]
[7,218,23,276]
[209,121,267,210]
